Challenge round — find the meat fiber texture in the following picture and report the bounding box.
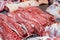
[0,7,55,40]
[7,7,55,36]
[27,23,60,40]
[46,1,60,18]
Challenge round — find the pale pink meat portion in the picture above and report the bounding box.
[0,0,5,11]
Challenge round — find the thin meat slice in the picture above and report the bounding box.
[1,21,21,40]
[31,7,55,22]
[16,9,46,26]
[6,7,55,37]
[40,13,55,22]
[21,23,35,36]
[15,13,35,36]
[0,14,8,22]
[0,26,7,40]
[25,20,44,36]
[15,13,44,36]
[26,19,45,36]
[0,33,3,40]
[0,32,5,40]
[18,7,50,26]
[7,17,28,38]
[26,7,55,22]
[0,14,21,38]
[8,8,51,36]
[26,7,43,14]
[23,9,49,26]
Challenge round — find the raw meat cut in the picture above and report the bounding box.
[7,7,55,37]
[0,6,56,40]
[0,0,5,11]
[7,17,28,38]
[0,14,8,22]
[15,13,44,36]
[45,23,60,38]
[26,7,55,23]
[0,26,6,40]
[1,21,22,40]
[15,13,36,36]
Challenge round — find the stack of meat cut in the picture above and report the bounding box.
[0,7,55,40]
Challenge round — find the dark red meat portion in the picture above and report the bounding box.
[1,21,22,40]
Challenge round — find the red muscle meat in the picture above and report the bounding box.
[15,13,43,36]
[16,13,45,36]
[8,10,39,36]
[17,8,48,26]
[0,32,5,40]
[0,5,56,40]
[0,14,8,22]
[26,7,55,22]
[7,17,28,38]
[27,10,50,26]
[7,7,55,37]
[1,21,22,40]
[27,9,51,26]
[0,26,6,40]
[53,36,60,40]
[15,13,35,36]
[0,0,5,11]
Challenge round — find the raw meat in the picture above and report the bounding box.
[15,12,44,36]
[26,7,55,23]
[1,21,22,40]
[7,7,55,37]
[7,17,28,38]
[15,13,35,36]
[0,6,55,40]
[0,0,5,11]
[0,26,6,40]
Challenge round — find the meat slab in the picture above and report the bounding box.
[0,7,55,40]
